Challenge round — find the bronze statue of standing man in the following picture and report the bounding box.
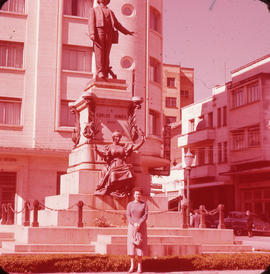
[88,0,134,80]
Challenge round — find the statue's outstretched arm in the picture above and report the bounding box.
[95,143,108,159]
[133,129,145,151]
[112,11,134,36]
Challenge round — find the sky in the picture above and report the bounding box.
[163,0,270,101]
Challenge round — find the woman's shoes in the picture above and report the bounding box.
[128,266,134,273]
[137,264,142,273]
[128,267,142,273]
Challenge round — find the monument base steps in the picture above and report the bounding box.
[0,232,15,248]
[94,242,201,256]
[1,241,95,253]
[0,226,252,255]
[201,244,253,253]
[92,234,199,256]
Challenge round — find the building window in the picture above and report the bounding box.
[167,77,175,88]
[149,110,160,136]
[217,108,221,128]
[62,45,92,72]
[181,90,189,97]
[150,7,161,33]
[63,0,92,17]
[208,112,213,128]
[248,125,260,147]
[149,57,161,84]
[189,119,195,132]
[208,145,213,164]
[60,100,76,127]
[223,141,227,163]
[165,116,176,125]
[165,97,177,108]
[247,83,259,103]
[232,88,244,108]
[0,98,21,126]
[198,148,205,166]
[223,106,227,126]
[232,130,245,150]
[218,142,222,163]
[0,41,23,69]
[0,0,25,13]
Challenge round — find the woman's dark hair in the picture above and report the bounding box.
[97,0,110,4]
[132,187,143,195]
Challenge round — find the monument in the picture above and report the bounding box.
[33,0,168,226]
[61,0,147,204]
[0,0,250,257]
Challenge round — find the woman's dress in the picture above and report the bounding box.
[126,200,148,256]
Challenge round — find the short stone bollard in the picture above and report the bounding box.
[181,204,188,229]
[77,200,84,228]
[7,203,14,225]
[23,200,31,227]
[199,205,206,228]
[1,204,7,225]
[218,204,225,229]
[32,200,39,227]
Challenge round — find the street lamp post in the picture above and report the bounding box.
[184,148,194,227]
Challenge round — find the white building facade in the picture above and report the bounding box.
[178,54,270,221]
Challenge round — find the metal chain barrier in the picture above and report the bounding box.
[193,204,225,229]
[1,199,183,228]
[38,202,77,211]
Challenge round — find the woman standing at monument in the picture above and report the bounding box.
[126,188,148,273]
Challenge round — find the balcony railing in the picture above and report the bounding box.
[178,128,216,147]
[189,164,216,179]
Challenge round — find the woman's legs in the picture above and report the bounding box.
[137,256,142,273]
[128,255,135,272]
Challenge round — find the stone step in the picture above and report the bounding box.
[2,241,95,253]
[201,244,253,253]
[148,243,201,257]
[93,234,200,256]
[95,234,193,244]
[95,242,201,256]
[0,251,96,255]
[0,232,15,248]
[0,232,14,239]
[0,238,15,248]
[2,226,235,246]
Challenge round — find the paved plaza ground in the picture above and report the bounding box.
[21,271,264,274]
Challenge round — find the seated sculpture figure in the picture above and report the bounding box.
[94,130,145,198]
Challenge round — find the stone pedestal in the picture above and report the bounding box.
[31,78,173,231]
[61,78,150,197]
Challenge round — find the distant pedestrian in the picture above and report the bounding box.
[246,210,253,238]
[191,210,200,228]
[126,188,148,273]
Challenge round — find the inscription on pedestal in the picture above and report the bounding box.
[95,105,129,141]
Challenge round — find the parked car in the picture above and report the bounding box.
[224,211,270,236]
